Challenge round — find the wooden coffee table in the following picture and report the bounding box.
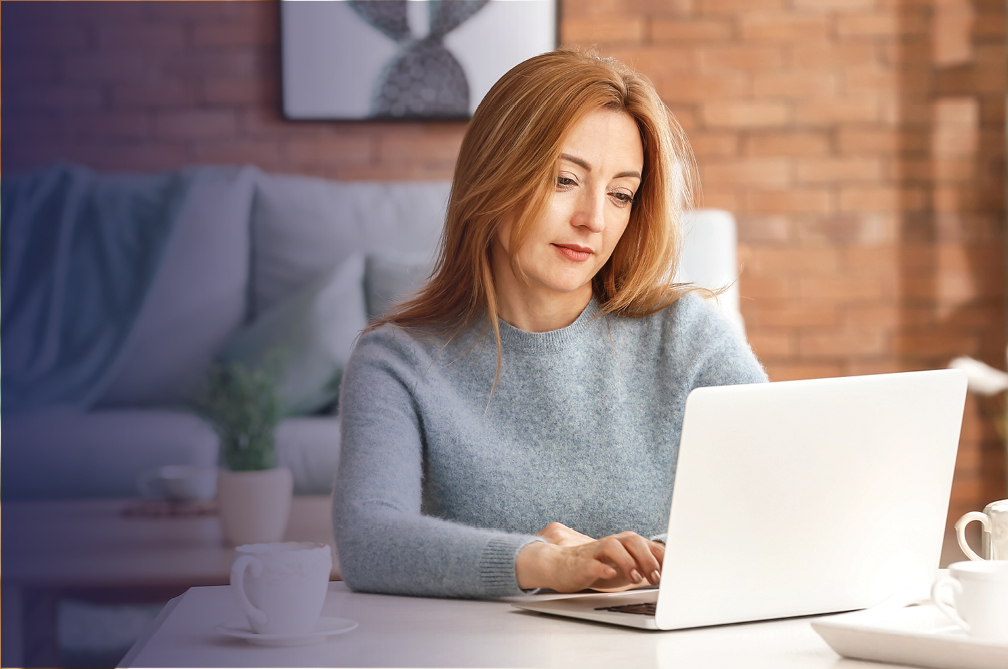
[1,495,339,667]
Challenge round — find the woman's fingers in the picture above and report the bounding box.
[613,532,663,585]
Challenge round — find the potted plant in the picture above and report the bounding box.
[200,360,292,546]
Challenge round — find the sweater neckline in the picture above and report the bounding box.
[496,298,602,354]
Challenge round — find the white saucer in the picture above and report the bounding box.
[215,616,358,646]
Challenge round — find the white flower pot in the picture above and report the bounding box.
[217,467,294,546]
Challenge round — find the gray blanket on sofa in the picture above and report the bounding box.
[1,163,197,412]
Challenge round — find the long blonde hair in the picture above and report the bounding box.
[375,49,700,379]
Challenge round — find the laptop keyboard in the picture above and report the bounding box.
[595,602,656,616]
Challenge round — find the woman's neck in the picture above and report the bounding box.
[493,268,593,333]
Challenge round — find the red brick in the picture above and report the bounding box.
[699,0,785,14]
[157,50,274,80]
[842,65,930,95]
[8,85,104,111]
[67,112,152,139]
[652,19,733,42]
[746,301,842,329]
[796,158,883,183]
[657,72,748,102]
[790,43,880,69]
[696,190,739,212]
[739,13,829,42]
[700,45,784,72]
[749,331,797,357]
[795,97,880,125]
[792,0,875,8]
[702,158,792,187]
[155,110,238,139]
[604,46,697,76]
[743,247,842,275]
[895,332,979,358]
[203,78,279,106]
[96,24,187,50]
[284,135,376,167]
[836,12,928,38]
[377,127,467,166]
[839,186,928,212]
[739,274,794,300]
[702,101,791,128]
[736,216,793,244]
[795,214,899,245]
[689,133,739,158]
[192,139,282,168]
[63,54,149,82]
[193,20,279,48]
[799,328,889,357]
[4,23,90,51]
[746,189,833,214]
[562,16,647,44]
[111,82,198,108]
[745,132,830,157]
[753,71,837,98]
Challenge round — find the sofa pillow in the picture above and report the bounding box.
[217,254,367,416]
[364,250,435,321]
[251,174,450,317]
[98,166,257,407]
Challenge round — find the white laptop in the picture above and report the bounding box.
[513,369,968,630]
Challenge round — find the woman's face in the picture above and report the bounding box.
[494,108,644,321]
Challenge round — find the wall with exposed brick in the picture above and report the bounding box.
[3,0,1005,524]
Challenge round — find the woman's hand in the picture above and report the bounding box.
[516,526,664,593]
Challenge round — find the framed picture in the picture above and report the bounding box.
[281,0,558,120]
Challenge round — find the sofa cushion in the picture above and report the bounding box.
[217,254,368,416]
[1,408,219,499]
[364,250,435,321]
[98,166,257,407]
[251,174,450,317]
[275,417,342,495]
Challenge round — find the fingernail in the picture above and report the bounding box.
[650,570,661,584]
[630,569,641,582]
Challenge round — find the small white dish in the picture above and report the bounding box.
[215,616,358,646]
[812,602,1008,669]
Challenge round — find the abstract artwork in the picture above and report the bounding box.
[281,0,557,120]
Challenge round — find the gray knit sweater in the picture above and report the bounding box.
[332,293,767,599]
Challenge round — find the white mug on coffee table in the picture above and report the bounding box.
[931,560,1008,643]
[137,465,217,501]
[955,499,1008,561]
[230,542,332,635]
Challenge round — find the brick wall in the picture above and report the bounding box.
[563,0,1007,523]
[4,0,1005,523]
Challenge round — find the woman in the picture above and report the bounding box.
[333,50,766,598]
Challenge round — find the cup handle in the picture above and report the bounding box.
[955,512,992,561]
[230,555,268,628]
[931,575,970,634]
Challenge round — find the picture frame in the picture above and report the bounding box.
[281,0,558,121]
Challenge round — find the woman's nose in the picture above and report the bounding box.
[574,189,606,233]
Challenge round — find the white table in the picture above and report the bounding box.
[121,582,890,668]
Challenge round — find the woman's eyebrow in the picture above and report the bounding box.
[559,153,641,181]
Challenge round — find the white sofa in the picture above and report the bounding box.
[2,165,742,500]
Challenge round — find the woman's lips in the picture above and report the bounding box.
[553,243,592,262]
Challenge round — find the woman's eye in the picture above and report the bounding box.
[611,191,634,205]
[556,176,576,188]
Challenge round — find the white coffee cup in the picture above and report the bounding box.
[955,499,1008,560]
[931,560,1008,642]
[137,465,218,501]
[230,542,332,635]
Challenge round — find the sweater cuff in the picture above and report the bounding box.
[649,533,667,544]
[478,535,545,597]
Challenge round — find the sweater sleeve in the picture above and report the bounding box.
[332,327,543,599]
[676,294,768,390]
